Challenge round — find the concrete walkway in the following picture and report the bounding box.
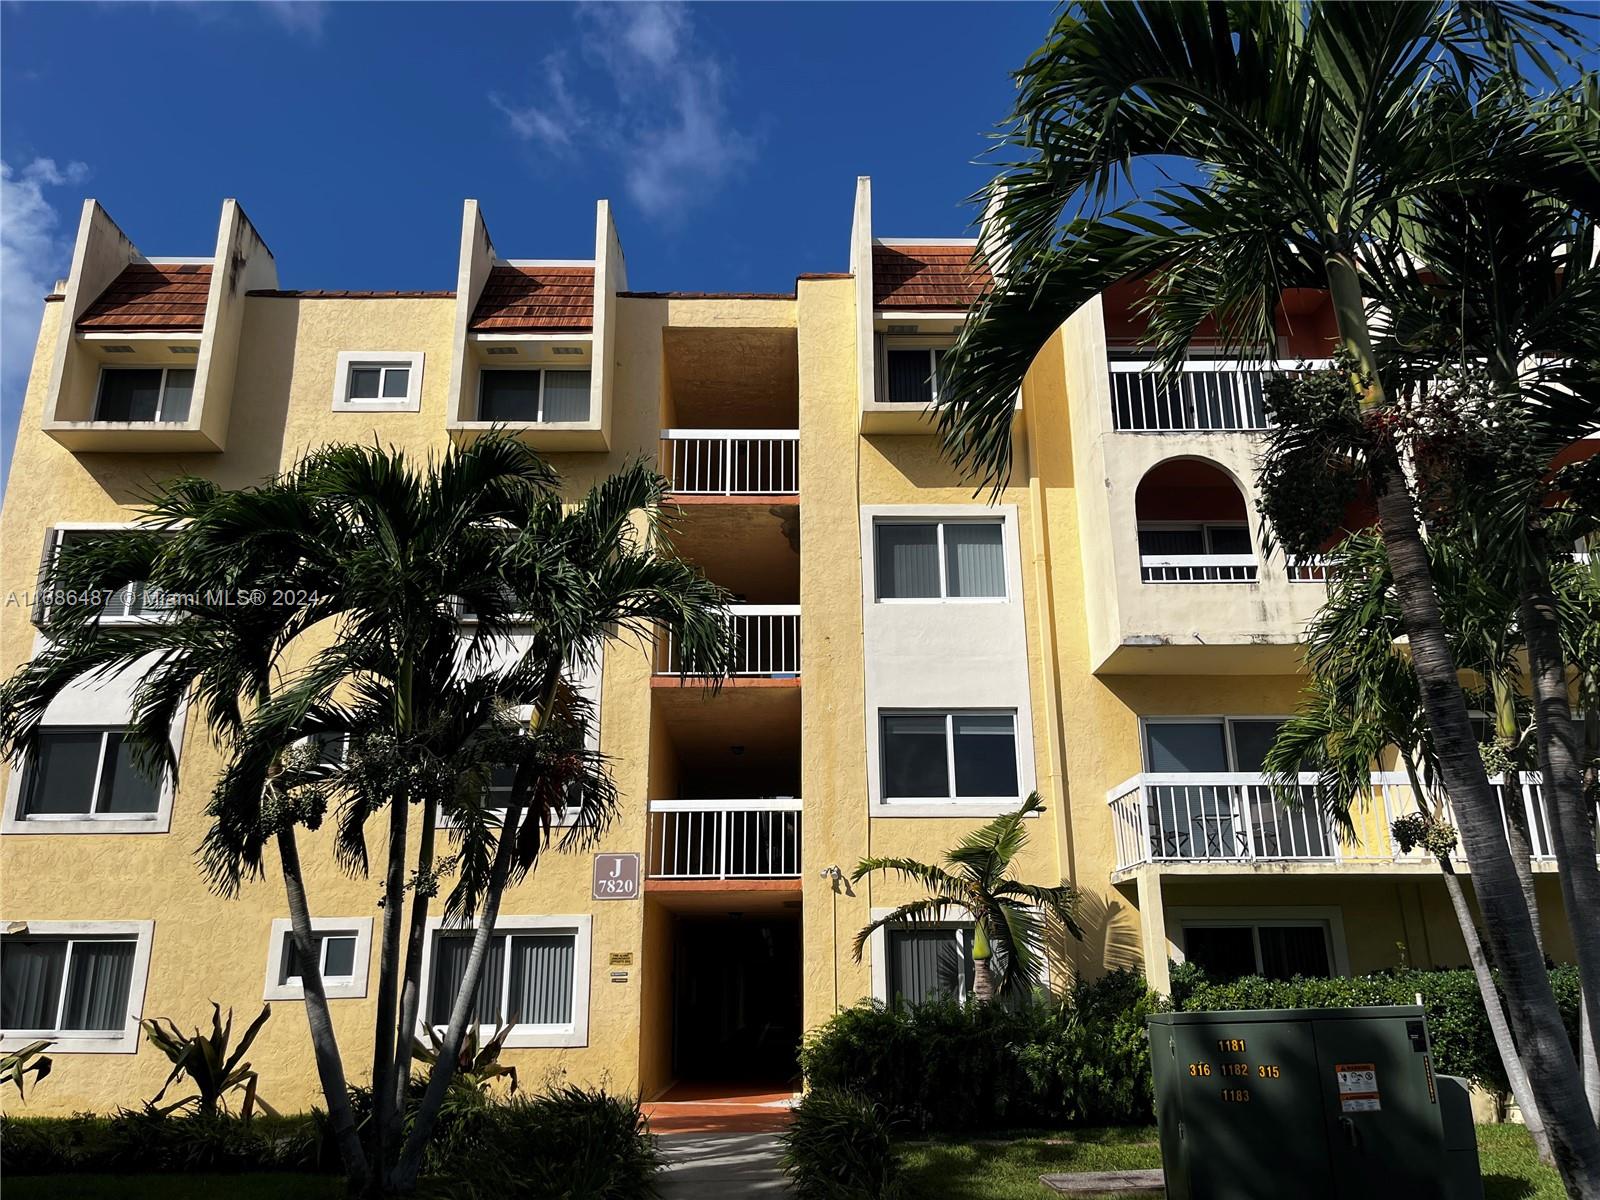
[658,1130,791,1197]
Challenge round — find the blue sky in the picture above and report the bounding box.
[0,0,1050,484]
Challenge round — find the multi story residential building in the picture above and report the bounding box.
[0,177,1580,1114]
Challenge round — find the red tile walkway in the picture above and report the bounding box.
[644,1082,800,1134]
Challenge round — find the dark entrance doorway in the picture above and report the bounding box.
[672,913,802,1085]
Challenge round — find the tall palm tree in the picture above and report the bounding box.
[850,793,1081,1004]
[0,439,735,1196]
[935,4,1600,1185]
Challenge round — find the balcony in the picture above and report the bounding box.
[1108,771,1567,873]
[646,800,802,879]
[1140,553,1259,584]
[1108,360,1332,433]
[661,429,799,497]
[655,604,800,679]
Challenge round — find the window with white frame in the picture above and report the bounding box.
[423,916,590,1047]
[874,520,1006,601]
[477,369,591,423]
[333,351,423,413]
[38,529,165,624]
[881,710,1019,801]
[1180,920,1333,981]
[880,343,951,406]
[94,367,194,422]
[263,917,372,1001]
[887,926,975,1006]
[2,922,154,1051]
[1141,717,1288,774]
[17,728,161,821]
[1136,522,1251,558]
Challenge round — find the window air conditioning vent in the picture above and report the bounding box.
[887,324,918,334]
[551,346,584,356]
[169,346,198,355]
[484,346,518,356]
[104,345,135,354]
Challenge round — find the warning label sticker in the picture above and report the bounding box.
[1336,1063,1381,1113]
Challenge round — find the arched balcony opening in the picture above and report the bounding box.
[1135,459,1257,583]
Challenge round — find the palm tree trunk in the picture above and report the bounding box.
[1324,251,1600,1189]
[388,798,438,1140]
[390,796,524,1191]
[1520,568,1600,1105]
[369,782,410,1188]
[279,826,370,1189]
[1493,675,1544,953]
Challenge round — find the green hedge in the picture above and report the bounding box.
[1170,962,1582,1094]
[780,1088,903,1200]
[799,970,1160,1134]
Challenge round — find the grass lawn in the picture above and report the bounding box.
[3,1174,347,1200]
[898,1123,1562,1200]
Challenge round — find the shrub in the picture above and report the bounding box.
[800,971,1159,1134]
[0,1109,323,1175]
[781,1088,901,1200]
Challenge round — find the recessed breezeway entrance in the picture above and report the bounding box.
[670,912,802,1087]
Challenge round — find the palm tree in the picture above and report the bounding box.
[935,4,1600,1185]
[0,438,735,1195]
[850,794,1081,1004]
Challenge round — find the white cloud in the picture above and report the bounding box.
[491,2,755,219]
[258,0,328,39]
[2,158,87,418]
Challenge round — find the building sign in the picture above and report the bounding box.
[592,853,641,900]
[609,952,634,967]
[1335,1062,1381,1113]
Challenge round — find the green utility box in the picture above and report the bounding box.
[1148,1006,1482,1200]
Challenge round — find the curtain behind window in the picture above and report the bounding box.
[2,940,66,1029]
[62,940,135,1030]
[429,933,507,1025]
[540,371,591,423]
[943,524,1004,598]
[507,934,575,1025]
[889,929,969,1006]
[23,731,102,816]
[885,351,934,405]
[99,734,161,814]
[876,524,939,599]
[1258,926,1331,979]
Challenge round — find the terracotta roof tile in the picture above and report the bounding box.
[618,290,794,301]
[470,265,594,332]
[249,289,455,299]
[77,263,211,331]
[872,244,989,310]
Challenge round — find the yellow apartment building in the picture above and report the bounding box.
[0,177,1578,1115]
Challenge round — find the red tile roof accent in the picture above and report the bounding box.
[797,272,853,281]
[250,289,455,299]
[619,290,794,301]
[469,265,594,331]
[872,244,989,310]
[77,263,212,331]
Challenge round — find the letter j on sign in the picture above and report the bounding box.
[592,853,641,900]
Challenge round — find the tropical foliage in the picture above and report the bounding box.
[143,1003,277,1118]
[0,1040,53,1101]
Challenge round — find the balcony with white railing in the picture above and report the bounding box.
[661,429,799,496]
[1108,360,1333,433]
[1286,556,1333,583]
[646,800,802,880]
[1140,554,1259,584]
[655,604,801,678]
[1108,770,1568,873]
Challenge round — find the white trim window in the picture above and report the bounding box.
[1141,716,1289,774]
[1136,521,1251,558]
[476,368,592,424]
[881,710,1020,802]
[879,342,951,406]
[333,351,424,413]
[38,528,166,624]
[14,727,162,823]
[262,917,373,1001]
[418,915,591,1048]
[1,921,155,1053]
[1179,918,1334,981]
[874,519,1006,601]
[94,367,194,422]
[887,925,976,1006]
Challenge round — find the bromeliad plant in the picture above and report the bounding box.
[850,793,1081,1004]
[412,1020,519,1095]
[0,1040,53,1100]
[143,1003,277,1118]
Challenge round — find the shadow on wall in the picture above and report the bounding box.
[1070,887,1145,982]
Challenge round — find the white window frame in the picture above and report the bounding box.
[873,518,1008,604]
[262,917,374,1001]
[1135,520,1252,555]
[94,366,194,423]
[37,525,170,627]
[877,339,953,407]
[1138,715,1292,773]
[866,905,1051,1003]
[4,713,182,836]
[475,367,593,425]
[1,920,156,1053]
[1166,905,1349,978]
[416,914,591,1048]
[880,709,1021,805]
[332,351,424,413]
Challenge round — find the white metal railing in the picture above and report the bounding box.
[1109,360,1334,432]
[1140,554,1259,583]
[1287,556,1333,583]
[647,800,802,879]
[655,604,800,677]
[661,429,799,495]
[1108,770,1576,871]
